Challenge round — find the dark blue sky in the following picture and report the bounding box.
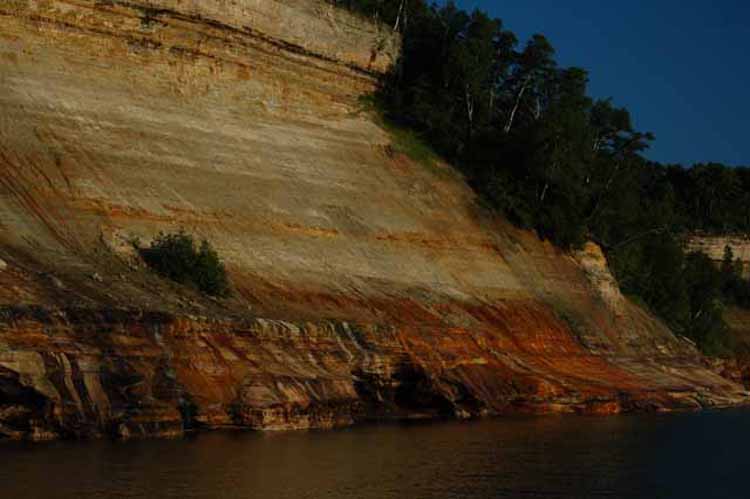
[455,0,749,166]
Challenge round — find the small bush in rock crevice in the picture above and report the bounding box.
[138,231,230,298]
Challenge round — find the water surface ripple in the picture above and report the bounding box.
[2,410,748,498]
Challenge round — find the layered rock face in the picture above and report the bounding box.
[0,1,746,440]
[686,234,750,277]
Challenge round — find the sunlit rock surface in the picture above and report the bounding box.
[0,1,746,440]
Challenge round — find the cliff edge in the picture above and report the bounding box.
[0,0,745,440]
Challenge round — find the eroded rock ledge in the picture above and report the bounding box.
[1,304,745,440]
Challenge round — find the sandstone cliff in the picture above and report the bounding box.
[0,0,746,440]
[685,234,750,277]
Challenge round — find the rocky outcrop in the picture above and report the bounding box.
[0,1,747,440]
[685,234,750,277]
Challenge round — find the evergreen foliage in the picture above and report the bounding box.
[139,231,231,298]
[335,0,750,355]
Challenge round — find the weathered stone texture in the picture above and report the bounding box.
[0,1,746,439]
[685,234,750,277]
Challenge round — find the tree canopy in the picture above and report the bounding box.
[334,0,750,355]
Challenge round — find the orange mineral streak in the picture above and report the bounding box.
[0,0,746,440]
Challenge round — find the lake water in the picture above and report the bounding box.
[2,410,748,499]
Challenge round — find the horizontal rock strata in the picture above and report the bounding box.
[685,234,750,277]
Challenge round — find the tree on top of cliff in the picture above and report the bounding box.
[336,0,750,355]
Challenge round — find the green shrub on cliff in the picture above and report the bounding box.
[139,231,230,297]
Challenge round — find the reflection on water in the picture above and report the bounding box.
[2,410,749,499]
